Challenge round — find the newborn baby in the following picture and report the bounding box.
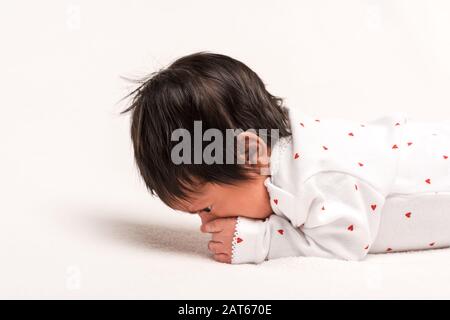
[229,110,450,263]
[123,51,450,264]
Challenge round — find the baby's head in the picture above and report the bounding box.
[123,52,291,219]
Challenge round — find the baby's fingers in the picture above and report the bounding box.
[213,253,231,264]
[208,241,225,254]
[201,219,223,233]
[211,231,229,244]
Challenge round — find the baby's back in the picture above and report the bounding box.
[372,118,450,253]
[392,118,450,193]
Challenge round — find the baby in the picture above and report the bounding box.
[123,52,450,264]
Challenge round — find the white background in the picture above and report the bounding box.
[1,0,450,298]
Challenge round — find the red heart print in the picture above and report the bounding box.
[236,237,243,243]
[392,144,398,149]
[371,204,377,211]
[348,132,354,136]
[294,153,300,159]
[347,225,354,231]
[277,229,284,235]
[407,142,413,146]
[358,162,364,167]
[425,178,431,184]
[444,155,448,160]
[405,212,412,218]
[273,199,278,205]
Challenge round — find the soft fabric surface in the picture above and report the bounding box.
[2,194,449,299]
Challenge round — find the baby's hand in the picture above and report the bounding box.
[200,217,237,264]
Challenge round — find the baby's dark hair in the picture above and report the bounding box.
[122,52,291,207]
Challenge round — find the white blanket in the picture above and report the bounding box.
[1,197,449,299]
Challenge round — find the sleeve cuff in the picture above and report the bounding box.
[231,216,269,264]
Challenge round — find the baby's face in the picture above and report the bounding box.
[174,174,273,220]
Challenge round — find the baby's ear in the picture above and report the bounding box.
[235,131,270,168]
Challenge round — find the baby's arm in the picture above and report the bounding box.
[231,172,386,264]
[230,214,306,263]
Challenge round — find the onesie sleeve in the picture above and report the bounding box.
[231,172,386,264]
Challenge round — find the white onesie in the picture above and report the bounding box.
[231,108,450,264]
